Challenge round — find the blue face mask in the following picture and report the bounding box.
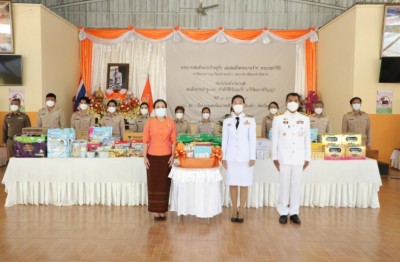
[352,103,361,111]
[155,108,166,117]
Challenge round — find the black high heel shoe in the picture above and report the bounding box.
[237,210,244,223]
[231,211,238,223]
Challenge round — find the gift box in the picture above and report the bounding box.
[131,139,143,156]
[321,134,343,146]
[311,143,324,151]
[115,141,130,149]
[256,138,271,150]
[310,128,318,142]
[345,146,366,160]
[87,141,101,152]
[324,145,346,160]
[193,143,212,158]
[22,127,48,136]
[342,134,362,146]
[89,126,112,144]
[76,130,89,140]
[123,132,143,141]
[47,129,75,158]
[14,135,47,158]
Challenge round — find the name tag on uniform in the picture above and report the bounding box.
[244,121,250,125]
[296,120,304,124]
[18,117,24,120]
[310,120,315,122]
[349,118,355,121]
[41,113,46,116]
[283,121,288,124]
[227,123,231,126]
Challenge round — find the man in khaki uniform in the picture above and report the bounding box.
[342,97,372,148]
[196,107,219,135]
[71,97,95,130]
[174,106,191,135]
[37,93,66,128]
[310,100,330,135]
[2,98,31,158]
[101,99,125,139]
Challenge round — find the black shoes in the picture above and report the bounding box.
[279,215,288,224]
[279,215,301,224]
[290,215,301,224]
[231,211,244,223]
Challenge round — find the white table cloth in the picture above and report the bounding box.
[168,165,222,218]
[2,158,382,209]
[390,149,400,170]
[2,158,147,207]
[0,147,7,167]
[222,158,382,208]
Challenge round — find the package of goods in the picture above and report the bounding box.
[321,134,343,146]
[324,145,346,160]
[342,134,362,146]
[114,141,130,149]
[102,137,116,147]
[22,127,48,136]
[177,134,194,144]
[76,130,89,140]
[14,135,47,158]
[131,139,143,156]
[310,129,318,142]
[98,151,109,158]
[345,146,366,160]
[256,149,270,159]
[72,140,87,157]
[89,126,112,144]
[47,129,74,158]
[269,128,273,140]
[193,143,212,158]
[123,132,143,141]
[109,149,126,158]
[311,143,324,151]
[87,141,101,152]
[86,151,96,158]
[194,133,214,142]
[212,136,222,146]
[256,138,271,150]
[311,151,325,159]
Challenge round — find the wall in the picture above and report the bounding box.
[0,4,79,143]
[317,5,400,163]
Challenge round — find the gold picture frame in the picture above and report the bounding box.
[106,63,129,92]
[382,5,400,57]
[0,0,14,54]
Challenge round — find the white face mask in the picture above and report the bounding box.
[46,100,55,107]
[155,108,166,117]
[352,103,361,111]
[287,101,299,112]
[202,113,210,120]
[233,104,244,114]
[10,105,19,112]
[314,108,323,115]
[108,106,116,113]
[269,108,278,115]
[176,112,184,119]
[80,104,88,111]
[140,108,148,115]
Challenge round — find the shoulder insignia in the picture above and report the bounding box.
[246,115,253,118]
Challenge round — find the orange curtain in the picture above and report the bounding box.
[79,28,317,96]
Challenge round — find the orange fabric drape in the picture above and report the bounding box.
[79,27,317,97]
[80,38,93,95]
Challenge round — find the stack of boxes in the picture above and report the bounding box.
[322,133,365,160]
[256,138,271,159]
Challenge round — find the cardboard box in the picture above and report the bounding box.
[345,146,366,160]
[123,132,143,141]
[22,127,48,135]
[321,134,343,146]
[76,130,89,140]
[311,143,324,151]
[342,134,362,146]
[324,145,346,160]
[256,138,271,150]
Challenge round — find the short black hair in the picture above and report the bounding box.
[350,97,362,104]
[268,101,279,109]
[231,94,245,104]
[11,98,21,104]
[80,97,90,104]
[107,99,118,107]
[175,106,185,113]
[153,99,167,108]
[46,93,56,99]
[140,102,149,108]
[201,107,211,113]
[286,92,301,101]
[313,100,324,107]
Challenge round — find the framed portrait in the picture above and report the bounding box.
[106,63,129,92]
[0,0,14,54]
[381,5,400,57]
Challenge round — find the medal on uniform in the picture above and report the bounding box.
[283,132,286,136]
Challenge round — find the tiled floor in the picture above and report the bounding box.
[0,166,400,261]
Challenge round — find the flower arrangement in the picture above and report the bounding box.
[304,91,319,114]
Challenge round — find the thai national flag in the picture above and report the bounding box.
[73,76,87,111]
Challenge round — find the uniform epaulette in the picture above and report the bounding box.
[300,112,309,116]
[246,115,254,118]
[275,112,283,116]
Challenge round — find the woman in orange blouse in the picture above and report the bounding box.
[143,99,177,221]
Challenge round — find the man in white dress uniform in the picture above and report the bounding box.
[271,92,311,225]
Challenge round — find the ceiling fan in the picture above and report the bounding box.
[181,0,219,16]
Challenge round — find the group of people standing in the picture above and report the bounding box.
[2,91,372,225]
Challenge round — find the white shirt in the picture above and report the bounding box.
[222,113,257,162]
[271,111,311,165]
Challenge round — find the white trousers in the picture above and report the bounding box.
[277,164,303,216]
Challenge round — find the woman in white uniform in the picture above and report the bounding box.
[222,95,257,223]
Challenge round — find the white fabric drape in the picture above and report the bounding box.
[294,42,306,97]
[91,40,166,99]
